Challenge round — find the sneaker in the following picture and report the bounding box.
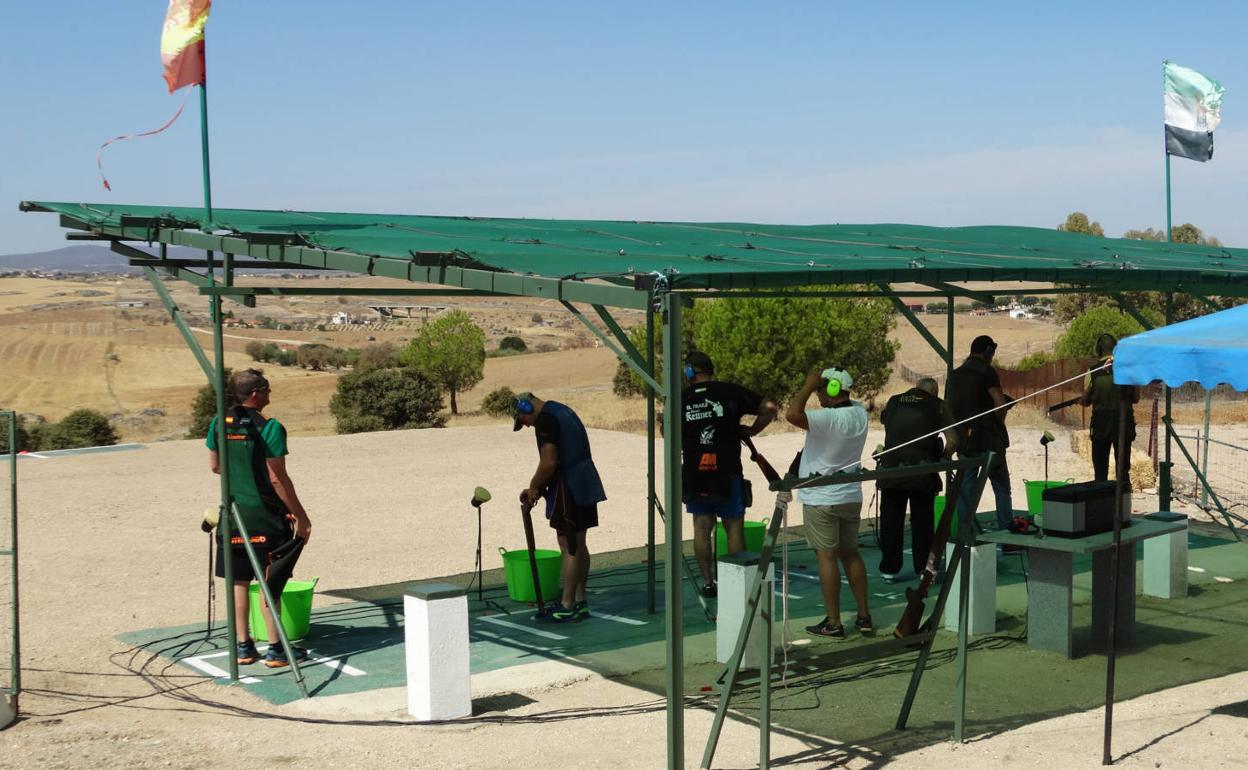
[855,614,875,635]
[805,618,846,640]
[236,639,260,665]
[535,603,579,623]
[574,600,590,619]
[880,572,900,585]
[263,644,309,669]
[701,583,718,599]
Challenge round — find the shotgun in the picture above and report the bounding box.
[741,435,781,484]
[520,499,546,615]
[894,470,963,638]
[1047,396,1083,414]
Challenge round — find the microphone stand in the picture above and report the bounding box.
[472,499,509,614]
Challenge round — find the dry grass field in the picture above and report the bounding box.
[2,275,1240,446]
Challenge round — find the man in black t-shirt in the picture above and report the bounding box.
[945,335,1014,532]
[681,351,778,598]
[876,378,957,580]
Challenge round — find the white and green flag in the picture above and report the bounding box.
[1164,61,1225,162]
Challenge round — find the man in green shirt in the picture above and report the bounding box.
[1082,334,1139,486]
[207,369,312,668]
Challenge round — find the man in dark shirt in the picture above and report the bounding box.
[876,377,957,580]
[514,392,606,622]
[1082,334,1139,486]
[945,335,1015,532]
[681,352,778,597]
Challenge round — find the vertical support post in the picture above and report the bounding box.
[1200,390,1212,508]
[6,412,18,705]
[661,289,684,770]
[647,303,657,615]
[1164,153,1173,243]
[946,298,956,492]
[1103,397,1129,765]
[1159,294,1174,512]
[953,505,972,743]
[212,290,237,681]
[760,593,772,770]
[199,83,214,228]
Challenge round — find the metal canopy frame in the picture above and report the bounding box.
[20,201,1245,769]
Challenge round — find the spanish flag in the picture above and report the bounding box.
[161,0,211,93]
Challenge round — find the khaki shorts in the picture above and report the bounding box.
[804,502,863,552]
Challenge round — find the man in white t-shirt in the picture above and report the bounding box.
[785,366,871,640]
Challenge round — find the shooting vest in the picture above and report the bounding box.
[209,406,290,544]
[537,401,607,507]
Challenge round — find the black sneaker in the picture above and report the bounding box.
[805,618,846,640]
[855,614,875,635]
[237,639,260,665]
[263,644,309,669]
[536,603,579,623]
[573,600,589,619]
[701,583,718,599]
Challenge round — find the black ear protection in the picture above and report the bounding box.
[1095,333,1117,358]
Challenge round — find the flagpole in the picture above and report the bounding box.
[198,81,214,228]
[1163,60,1173,243]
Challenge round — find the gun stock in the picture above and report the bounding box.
[520,500,545,614]
[893,471,961,639]
[1047,396,1082,414]
[741,435,781,484]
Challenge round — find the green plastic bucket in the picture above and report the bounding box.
[248,577,318,642]
[1025,479,1071,516]
[933,495,957,535]
[716,518,769,554]
[499,547,561,603]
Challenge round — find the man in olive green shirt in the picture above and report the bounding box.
[207,369,312,668]
[1082,334,1139,486]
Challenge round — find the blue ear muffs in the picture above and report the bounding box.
[684,365,696,381]
[515,397,534,415]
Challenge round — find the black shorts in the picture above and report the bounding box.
[214,531,293,582]
[546,478,599,533]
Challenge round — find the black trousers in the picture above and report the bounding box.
[879,488,936,576]
[1091,435,1133,487]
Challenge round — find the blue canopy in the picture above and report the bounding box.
[1114,304,1248,390]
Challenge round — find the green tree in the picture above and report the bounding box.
[355,342,401,371]
[1053,306,1161,358]
[499,335,527,352]
[329,367,446,433]
[0,418,31,454]
[399,309,485,415]
[45,409,119,449]
[691,292,898,403]
[1122,227,1165,242]
[481,386,516,417]
[186,368,235,439]
[1057,211,1105,237]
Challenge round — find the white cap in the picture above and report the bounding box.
[821,367,853,390]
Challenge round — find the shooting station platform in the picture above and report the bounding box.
[120,515,1248,753]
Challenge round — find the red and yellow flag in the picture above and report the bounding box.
[161,0,211,93]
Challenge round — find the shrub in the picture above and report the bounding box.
[481,386,516,417]
[531,312,544,324]
[0,418,32,454]
[355,342,401,371]
[1013,351,1055,371]
[1054,306,1161,358]
[245,341,266,361]
[499,335,527,352]
[330,367,446,434]
[45,409,118,449]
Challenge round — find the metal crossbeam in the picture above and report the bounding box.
[140,266,217,387]
[878,284,950,364]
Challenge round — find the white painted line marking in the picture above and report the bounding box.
[181,652,260,683]
[786,570,820,582]
[591,611,647,626]
[1188,566,1207,573]
[1215,576,1233,583]
[774,588,803,600]
[311,656,366,676]
[478,615,569,641]
[471,628,559,655]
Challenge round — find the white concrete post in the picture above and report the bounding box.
[1143,513,1188,599]
[944,542,997,635]
[717,553,774,670]
[405,582,471,721]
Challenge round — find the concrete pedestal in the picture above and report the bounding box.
[0,693,12,728]
[1143,513,1188,599]
[943,542,997,636]
[405,582,471,721]
[716,552,774,671]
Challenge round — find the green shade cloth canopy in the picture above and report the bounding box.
[22,200,1248,294]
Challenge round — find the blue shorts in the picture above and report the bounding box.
[686,476,745,518]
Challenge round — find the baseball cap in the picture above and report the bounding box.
[821,367,854,390]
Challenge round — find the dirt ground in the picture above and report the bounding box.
[1,420,1243,769]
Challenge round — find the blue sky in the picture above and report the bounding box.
[3,1,1247,254]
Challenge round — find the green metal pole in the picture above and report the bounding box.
[1200,390,1212,508]
[212,290,237,681]
[1164,154,1173,243]
[6,412,18,704]
[647,303,657,615]
[954,503,972,742]
[199,83,214,228]
[662,290,684,770]
[760,590,772,770]
[1160,294,1174,512]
